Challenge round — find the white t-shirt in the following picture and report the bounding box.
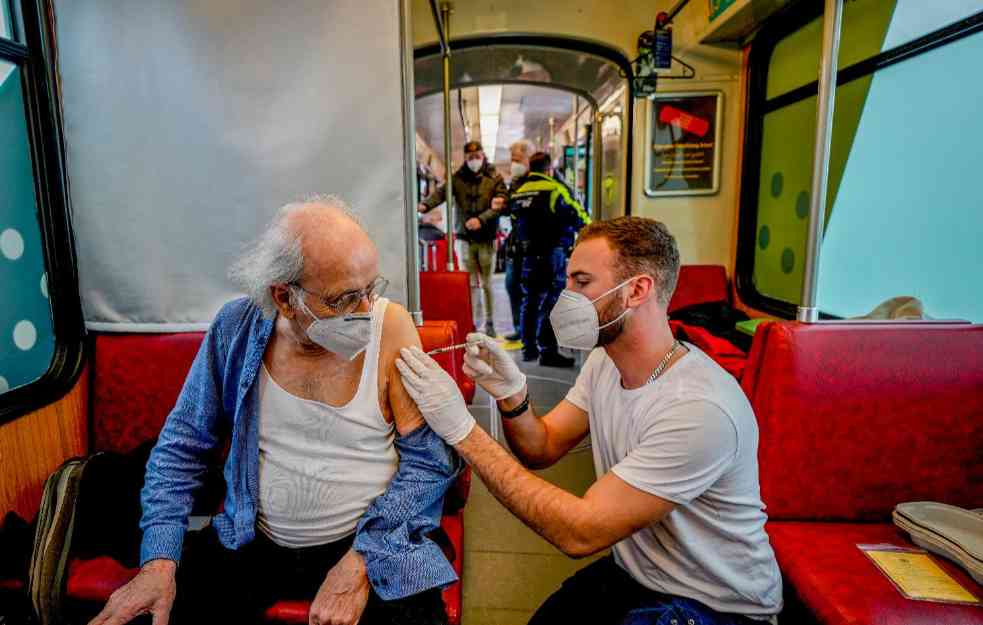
[565,344,783,618]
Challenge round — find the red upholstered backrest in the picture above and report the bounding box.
[419,271,475,337]
[92,325,473,509]
[419,271,477,402]
[420,239,457,272]
[667,265,729,314]
[742,322,983,521]
[92,333,206,454]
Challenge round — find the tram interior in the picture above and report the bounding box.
[0,1,981,625]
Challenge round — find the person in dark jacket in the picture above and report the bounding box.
[418,141,508,337]
[509,151,591,367]
[502,139,536,341]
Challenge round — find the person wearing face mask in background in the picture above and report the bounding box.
[501,139,536,342]
[395,217,783,625]
[89,197,460,625]
[418,140,508,337]
[508,151,591,367]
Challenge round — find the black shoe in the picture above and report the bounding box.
[522,351,540,362]
[505,332,521,341]
[539,352,575,368]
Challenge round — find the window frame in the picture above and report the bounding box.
[735,3,983,319]
[0,0,85,425]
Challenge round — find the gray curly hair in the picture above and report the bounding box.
[228,194,358,318]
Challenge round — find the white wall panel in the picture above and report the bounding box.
[55,0,407,330]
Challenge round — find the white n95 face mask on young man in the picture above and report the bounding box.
[467,158,483,173]
[549,277,637,350]
[293,291,372,360]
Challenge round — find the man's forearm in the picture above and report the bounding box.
[455,426,596,557]
[499,390,552,468]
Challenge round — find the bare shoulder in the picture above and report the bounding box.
[379,301,426,434]
[380,301,422,358]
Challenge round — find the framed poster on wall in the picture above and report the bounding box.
[645,91,722,197]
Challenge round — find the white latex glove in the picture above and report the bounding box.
[396,346,476,445]
[463,332,527,400]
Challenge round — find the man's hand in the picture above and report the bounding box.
[88,559,177,625]
[465,217,482,231]
[308,549,370,625]
[395,346,476,445]
[491,196,505,210]
[463,333,527,400]
[417,203,429,214]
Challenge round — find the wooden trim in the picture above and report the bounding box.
[0,366,88,520]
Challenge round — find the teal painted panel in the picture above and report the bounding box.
[0,63,55,394]
[709,0,737,22]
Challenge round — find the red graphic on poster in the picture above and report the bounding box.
[658,105,710,137]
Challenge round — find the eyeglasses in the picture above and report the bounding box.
[291,276,389,315]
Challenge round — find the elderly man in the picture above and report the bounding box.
[89,197,458,625]
[397,217,782,624]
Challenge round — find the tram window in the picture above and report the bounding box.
[0,61,55,395]
[815,28,983,321]
[1,1,11,39]
[742,5,983,320]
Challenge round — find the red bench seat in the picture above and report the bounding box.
[744,321,983,624]
[767,522,983,625]
[72,323,470,624]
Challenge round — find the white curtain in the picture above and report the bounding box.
[55,0,409,331]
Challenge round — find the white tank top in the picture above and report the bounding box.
[255,297,397,548]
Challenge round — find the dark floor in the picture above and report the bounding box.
[462,273,602,625]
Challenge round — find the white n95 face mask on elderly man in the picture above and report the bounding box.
[549,277,636,350]
[293,290,373,359]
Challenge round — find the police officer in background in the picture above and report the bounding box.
[509,151,591,367]
[502,139,536,342]
[419,140,508,336]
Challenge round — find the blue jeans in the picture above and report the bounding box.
[519,246,567,358]
[505,255,523,333]
[529,557,762,625]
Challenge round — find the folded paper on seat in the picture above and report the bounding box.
[857,543,981,605]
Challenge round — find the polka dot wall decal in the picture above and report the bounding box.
[13,320,37,351]
[1,228,25,260]
[781,248,795,274]
[796,191,809,220]
[41,273,48,298]
[770,172,783,198]
[758,225,770,250]
[0,376,8,393]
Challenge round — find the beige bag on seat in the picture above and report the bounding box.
[893,501,983,585]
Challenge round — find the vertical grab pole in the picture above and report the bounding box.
[399,0,423,324]
[798,0,843,323]
[440,2,456,271]
[572,95,581,203]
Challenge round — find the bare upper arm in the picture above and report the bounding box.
[578,471,676,554]
[379,302,427,436]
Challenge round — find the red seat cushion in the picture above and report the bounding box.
[667,265,729,314]
[768,521,983,625]
[67,508,466,625]
[742,322,983,521]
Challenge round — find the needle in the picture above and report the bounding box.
[426,342,470,356]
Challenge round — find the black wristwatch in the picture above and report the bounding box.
[499,392,530,419]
